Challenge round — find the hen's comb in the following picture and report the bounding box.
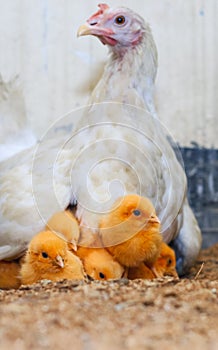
[88,3,110,21]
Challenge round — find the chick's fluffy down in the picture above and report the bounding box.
[20,230,85,285]
[76,246,124,280]
[100,194,162,267]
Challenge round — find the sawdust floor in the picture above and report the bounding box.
[0,243,218,350]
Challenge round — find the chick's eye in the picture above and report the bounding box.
[167,258,172,266]
[99,272,105,279]
[41,252,48,258]
[132,209,141,217]
[115,15,126,25]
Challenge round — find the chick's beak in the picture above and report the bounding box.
[149,214,160,224]
[150,266,163,278]
[55,255,65,268]
[70,239,77,252]
[168,268,179,278]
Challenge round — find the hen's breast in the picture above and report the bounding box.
[66,103,187,242]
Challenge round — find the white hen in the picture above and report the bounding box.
[0,4,201,274]
[0,76,36,161]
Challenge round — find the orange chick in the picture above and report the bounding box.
[20,230,85,285]
[0,260,21,289]
[153,242,178,278]
[46,210,80,251]
[99,194,162,275]
[128,242,178,279]
[46,211,124,280]
[128,262,154,280]
[76,246,124,280]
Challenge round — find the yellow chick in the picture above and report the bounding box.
[99,194,163,275]
[153,242,178,278]
[46,211,124,280]
[128,262,154,280]
[128,242,178,279]
[46,210,80,251]
[20,230,85,285]
[0,260,22,289]
[76,246,125,280]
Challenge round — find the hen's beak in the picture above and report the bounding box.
[77,24,92,37]
[78,3,111,37]
[77,4,115,43]
[77,22,114,38]
[55,255,65,268]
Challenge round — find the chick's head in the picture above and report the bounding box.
[27,231,68,272]
[155,242,178,278]
[46,210,80,251]
[85,249,124,280]
[100,194,162,267]
[100,194,160,246]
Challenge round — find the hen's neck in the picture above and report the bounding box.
[90,27,158,116]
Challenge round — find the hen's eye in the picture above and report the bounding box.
[115,15,126,25]
[99,272,105,279]
[132,209,141,217]
[42,252,48,258]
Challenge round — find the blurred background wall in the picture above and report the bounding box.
[0,0,218,246]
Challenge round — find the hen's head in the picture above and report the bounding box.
[77,3,148,48]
